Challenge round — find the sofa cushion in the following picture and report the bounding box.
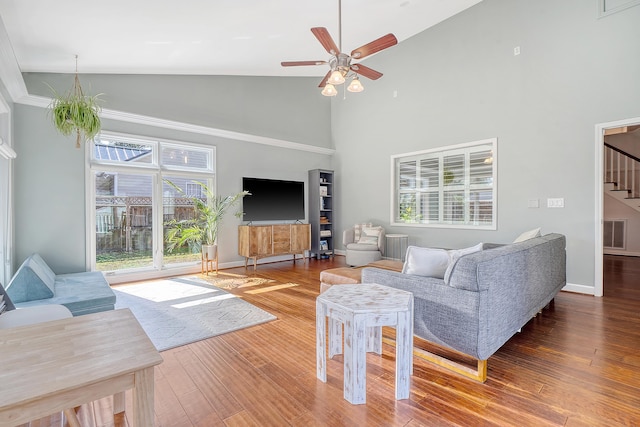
[402,246,450,279]
[346,242,382,252]
[15,271,116,316]
[444,243,484,283]
[513,227,541,243]
[6,254,56,303]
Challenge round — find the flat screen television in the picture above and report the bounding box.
[242,177,305,222]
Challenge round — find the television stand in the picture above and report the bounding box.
[238,224,311,270]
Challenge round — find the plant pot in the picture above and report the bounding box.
[202,244,217,261]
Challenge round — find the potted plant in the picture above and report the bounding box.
[164,180,249,262]
[48,57,102,148]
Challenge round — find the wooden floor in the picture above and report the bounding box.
[21,255,640,427]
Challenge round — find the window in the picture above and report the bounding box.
[89,132,215,275]
[392,138,496,229]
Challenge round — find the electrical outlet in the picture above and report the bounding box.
[514,46,521,56]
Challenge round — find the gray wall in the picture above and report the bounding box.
[11,0,640,289]
[15,74,332,273]
[24,73,332,149]
[331,0,640,290]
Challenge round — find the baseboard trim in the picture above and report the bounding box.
[562,283,595,295]
[604,250,640,257]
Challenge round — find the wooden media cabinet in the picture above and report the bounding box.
[238,223,311,270]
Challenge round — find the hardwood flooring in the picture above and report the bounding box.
[19,255,640,426]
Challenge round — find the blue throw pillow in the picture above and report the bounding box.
[6,254,56,303]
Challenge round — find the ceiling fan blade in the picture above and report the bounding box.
[351,64,383,80]
[350,33,398,60]
[281,60,327,67]
[318,70,332,88]
[311,27,340,55]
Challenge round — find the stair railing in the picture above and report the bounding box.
[604,143,640,198]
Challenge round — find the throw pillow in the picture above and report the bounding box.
[5,254,56,303]
[444,242,484,283]
[402,246,450,279]
[358,226,382,246]
[353,222,372,242]
[513,227,541,243]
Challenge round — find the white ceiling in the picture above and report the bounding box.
[0,0,481,77]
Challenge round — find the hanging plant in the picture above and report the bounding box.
[48,56,102,148]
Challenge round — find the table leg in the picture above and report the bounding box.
[409,297,414,375]
[395,307,412,400]
[132,366,155,426]
[366,326,382,354]
[344,314,367,404]
[329,318,342,358]
[316,300,327,382]
[113,391,126,414]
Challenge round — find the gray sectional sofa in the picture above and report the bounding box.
[4,253,116,316]
[361,233,566,381]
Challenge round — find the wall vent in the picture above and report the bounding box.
[603,219,626,249]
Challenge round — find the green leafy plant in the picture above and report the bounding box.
[164,180,249,253]
[400,195,422,223]
[443,169,455,186]
[48,59,102,148]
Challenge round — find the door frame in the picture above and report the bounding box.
[595,115,640,297]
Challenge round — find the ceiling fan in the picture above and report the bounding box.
[281,0,398,96]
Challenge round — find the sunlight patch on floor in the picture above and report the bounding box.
[244,283,300,294]
[171,292,237,308]
[116,278,219,302]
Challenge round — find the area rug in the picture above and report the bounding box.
[196,272,273,289]
[114,277,276,351]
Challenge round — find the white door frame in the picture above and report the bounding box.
[594,116,640,297]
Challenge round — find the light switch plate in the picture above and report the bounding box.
[547,198,565,208]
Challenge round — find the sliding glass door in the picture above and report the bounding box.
[94,172,154,271]
[89,132,215,277]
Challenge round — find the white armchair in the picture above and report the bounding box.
[343,224,385,266]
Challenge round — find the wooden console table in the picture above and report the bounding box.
[238,223,311,270]
[0,308,163,426]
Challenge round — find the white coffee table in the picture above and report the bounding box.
[316,283,414,404]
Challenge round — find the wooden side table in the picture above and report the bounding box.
[316,283,414,404]
[0,309,162,426]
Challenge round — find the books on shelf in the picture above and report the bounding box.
[320,230,332,237]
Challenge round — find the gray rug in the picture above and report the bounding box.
[114,276,276,351]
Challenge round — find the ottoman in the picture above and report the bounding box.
[319,260,403,293]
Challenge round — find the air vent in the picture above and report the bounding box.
[603,219,626,249]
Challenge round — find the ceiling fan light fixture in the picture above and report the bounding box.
[328,70,346,85]
[321,83,338,97]
[347,76,364,93]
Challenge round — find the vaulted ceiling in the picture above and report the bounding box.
[0,0,481,77]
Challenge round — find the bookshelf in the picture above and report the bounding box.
[309,169,334,259]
